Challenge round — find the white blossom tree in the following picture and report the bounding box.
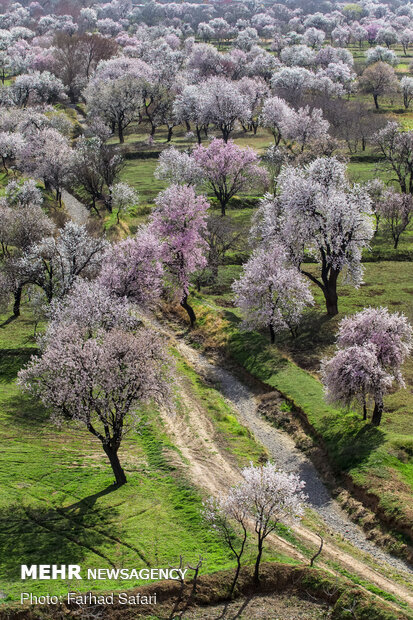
[232,243,314,342]
[110,182,139,224]
[254,158,374,316]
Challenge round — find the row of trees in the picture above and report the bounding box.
[13,180,212,484]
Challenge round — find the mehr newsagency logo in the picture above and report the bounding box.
[21,564,187,581]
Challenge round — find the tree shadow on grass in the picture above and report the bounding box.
[226,329,289,381]
[320,415,386,472]
[0,485,120,582]
[0,314,18,328]
[223,310,242,326]
[3,392,49,427]
[0,351,35,383]
[0,352,50,427]
[275,311,338,371]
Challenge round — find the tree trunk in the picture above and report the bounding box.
[196,127,202,144]
[229,559,242,598]
[104,445,127,485]
[371,400,383,426]
[373,94,379,110]
[269,323,275,344]
[210,263,219,283]
[180,294,196,327]
[363,401,367,421]
[229,527,247,597]
[185,120,191,131]
[118,124,124,144]
[219,199,228,217]
[166,126,173,142]
[325,283,338,316]
[13,285,22,317]
[253,539,263,585]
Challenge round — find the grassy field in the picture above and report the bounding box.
[87,68,413,546]
[184,253,413,545]
[0,304,296,602]
[98,92,413,540]
[3,40,413,603]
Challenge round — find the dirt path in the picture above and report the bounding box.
[60,200,413,608]
[61,190,89,225]
[147,320,413,611]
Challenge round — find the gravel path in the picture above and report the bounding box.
[62,190,89,225]
[174,337,413,576]
[61,192,412,578]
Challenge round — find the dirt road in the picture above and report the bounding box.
[152,321,413,611]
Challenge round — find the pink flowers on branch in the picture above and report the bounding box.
[322,307,412,426]
[99,225,164,308]
[149,184,209,326]
[156,139,268,217]
[192,139,268,216]
[18,301,172,486]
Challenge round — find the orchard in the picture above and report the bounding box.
[0,0,413,614]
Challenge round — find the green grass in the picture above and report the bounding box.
[0,304,296,602]
[98,119,413,538]
[185,257,413,540]
[176,355,267,468]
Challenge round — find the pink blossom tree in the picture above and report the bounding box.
[323,307,412,425]
[192,139,269,216]
[99,226,164,308]
[337,307,413,383]
[232,243,314,342]
[149,185,209,326]
[321,344,393,423]
[48,279,139,335]
[18,321,172,486]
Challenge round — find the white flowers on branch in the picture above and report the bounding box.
[204,461,306,590]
